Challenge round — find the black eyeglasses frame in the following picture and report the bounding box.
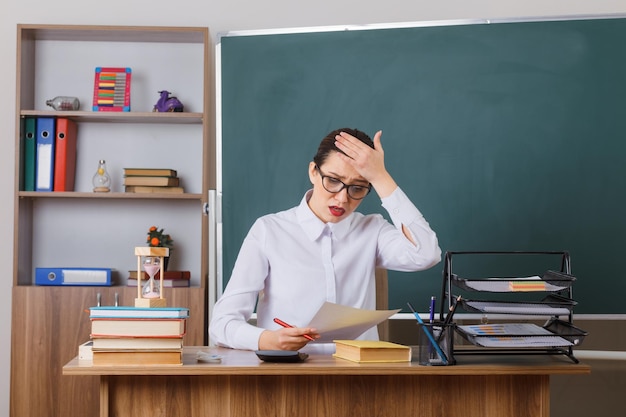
[314,165,372,200]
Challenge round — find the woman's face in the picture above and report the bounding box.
[307,151,369,223]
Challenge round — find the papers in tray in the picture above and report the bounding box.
[464,300,571,315]
[460,276,568,292]
[457,323,573,348]
[470,336,573,348]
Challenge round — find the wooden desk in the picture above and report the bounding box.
[63,346,590,417]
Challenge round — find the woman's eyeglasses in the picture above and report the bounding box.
[315,165,371,200]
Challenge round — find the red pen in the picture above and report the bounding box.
[273,317,315,341]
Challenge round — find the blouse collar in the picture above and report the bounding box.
[295,189,353,241]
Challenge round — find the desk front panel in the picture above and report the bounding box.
[104,373,549,417]
[63,347,590,417]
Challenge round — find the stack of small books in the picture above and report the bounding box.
[127,270,191,288]
[123,168,183,193]
[88,306,189,366]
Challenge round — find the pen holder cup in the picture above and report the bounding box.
[417,322,456,366]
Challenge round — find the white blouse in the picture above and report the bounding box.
[209,187,441,353]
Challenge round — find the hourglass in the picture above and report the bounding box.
[142,256,161,299]
[134,246,169,308]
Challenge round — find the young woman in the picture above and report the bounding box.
[209,128,441,353]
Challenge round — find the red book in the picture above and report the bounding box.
[53,118,77,191]
[128,270,190,280]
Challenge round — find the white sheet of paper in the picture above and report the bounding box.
[306,302,400,343]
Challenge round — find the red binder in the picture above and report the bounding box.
[53,118,78,191]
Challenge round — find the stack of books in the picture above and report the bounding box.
[88,306,189,365]
[123,168,183,193]
[127,270,191,288]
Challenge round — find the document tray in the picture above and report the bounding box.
[461,294,576,316]
[456,319,587,349]
[451,270,575,293]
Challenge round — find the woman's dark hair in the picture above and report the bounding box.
[312,128,374,167]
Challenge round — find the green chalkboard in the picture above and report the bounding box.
[219,17,626,314]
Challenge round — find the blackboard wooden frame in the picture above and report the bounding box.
[217,15,626,314]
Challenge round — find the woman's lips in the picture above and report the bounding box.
[329,206,345,217]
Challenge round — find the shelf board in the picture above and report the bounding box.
[19,24,208,44]
[20,110,204,124]
[18,191,204,200]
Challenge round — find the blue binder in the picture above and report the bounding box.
[35,117,55,192]
[35,267,112,286]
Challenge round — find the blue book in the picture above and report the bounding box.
[89,306,189,319]
[35,117,56,191]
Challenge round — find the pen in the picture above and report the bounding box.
[443,295,462,327]
[436,295,462,344]
[273,317,315,341]
[429,296,436,323]
[406,302,448,365]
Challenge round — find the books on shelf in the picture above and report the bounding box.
[127,278,190,288]
[89,306,189,319]
[92,349,182,366]
[125,185,185,194]
[128,270,190,280]
[123,167,183,192]
[123,168,177,177]
[333,340,412,363]
[90,318,186,337]
[123,176,180,187]
[92,336,184,350]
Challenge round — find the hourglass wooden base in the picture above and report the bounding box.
[134,246,170,308]
[135,297,167,308]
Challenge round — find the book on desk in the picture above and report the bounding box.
[333,340,411,363]
[92,349,183,366]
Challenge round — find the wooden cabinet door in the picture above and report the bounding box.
[11,286,205,417]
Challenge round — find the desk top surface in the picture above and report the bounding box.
[63,346,591,377]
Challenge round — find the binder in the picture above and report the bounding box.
[35,267,112,286]
[35,117,56,191]
[21,116,37,191]
[53,118,78,191]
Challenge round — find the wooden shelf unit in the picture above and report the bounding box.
[11,24,212,417]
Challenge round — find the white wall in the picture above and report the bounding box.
[2,1,626,415]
